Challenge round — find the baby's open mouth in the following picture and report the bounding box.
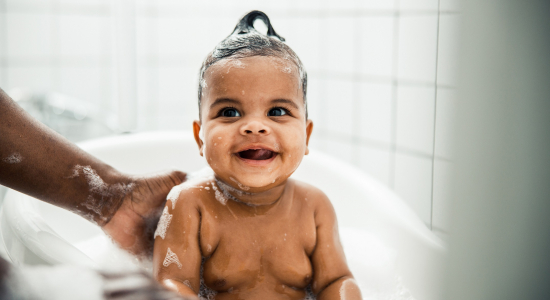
[237,149,276,160]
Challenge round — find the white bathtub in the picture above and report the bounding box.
[0,131,446,299]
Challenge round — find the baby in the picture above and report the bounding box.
[153,11,362,300]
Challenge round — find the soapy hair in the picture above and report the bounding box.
[198,10,308,118]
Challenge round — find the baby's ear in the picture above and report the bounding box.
[305,120,313,155]
[193,121,204,156]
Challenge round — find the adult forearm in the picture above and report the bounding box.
[0,88,132,226]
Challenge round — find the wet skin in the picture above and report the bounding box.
[153,56,362,299]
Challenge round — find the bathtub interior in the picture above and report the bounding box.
[0,131,446,300]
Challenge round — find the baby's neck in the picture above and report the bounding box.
[214,177,287,207]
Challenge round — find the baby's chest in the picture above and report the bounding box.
[201,216,316,291]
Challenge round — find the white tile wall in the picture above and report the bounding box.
[57,15,107,57]
[98,65,114,112]
[357,0,395,10]
[280,17,322,72]
[394,152,433,225]
[325,16,355,74]
[58,66,101,105]
[397,14,438,83]
[136,65,158,130]
[439,0,462,12]
[136,16,158,59]
[7,66,52,91]
[434,87,456,159]
[399,0,439,11]
[327,0,357,11]
[287,0,323,11]
[5,0,51,11]
[0,11,5,58]
[433,229,449,242]
[326,79,354,136]
[309,76,328,132]
[157,17,191,57]
[57,0,108,7]
[359,82,393,144]
[432,158,453,232]
[396,85,435,154]
[6,12,52,58]
[437,13,461,87]
[157,66,198,128]
[306,76,322,124]
[359,16,394,78]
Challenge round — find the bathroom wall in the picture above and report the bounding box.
[0,0,460,238]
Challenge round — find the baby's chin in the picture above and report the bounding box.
[224,173,285,191]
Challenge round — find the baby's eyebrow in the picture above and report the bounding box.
[272,99,299,110]
[210,98,240,110]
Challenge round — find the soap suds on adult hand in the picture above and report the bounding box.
[3,152,23,164]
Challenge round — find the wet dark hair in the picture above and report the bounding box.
[198,10,308,118]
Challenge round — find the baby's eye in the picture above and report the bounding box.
[220,108,241,117]
[268,107,288,117]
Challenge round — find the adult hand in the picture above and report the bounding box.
[103,170,186,258]
[0,89,188,259]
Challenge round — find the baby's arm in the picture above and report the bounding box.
[310,190,362,300]
[153,190,202,298]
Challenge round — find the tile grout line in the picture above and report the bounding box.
[430,0,442,231]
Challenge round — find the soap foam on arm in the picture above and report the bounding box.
[153,190,203,298]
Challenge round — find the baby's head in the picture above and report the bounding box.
[193,11,313,192]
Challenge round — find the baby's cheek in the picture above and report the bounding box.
[205,138,229,167]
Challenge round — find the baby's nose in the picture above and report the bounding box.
[240,119,270,135]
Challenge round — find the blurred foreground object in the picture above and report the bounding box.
[0,256,191,300]
[447,1,550,299]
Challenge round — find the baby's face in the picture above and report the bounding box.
[194,56,313,191]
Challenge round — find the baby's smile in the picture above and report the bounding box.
[235,145,278,165]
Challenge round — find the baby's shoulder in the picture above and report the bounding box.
[290,179,332,208]
[291,179,338,225]
[166,177,213,213]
